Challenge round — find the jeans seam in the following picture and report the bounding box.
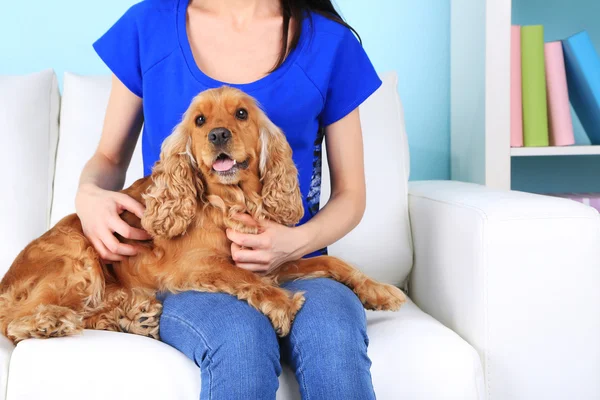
[289,328,310,400]
[162,313,214,400]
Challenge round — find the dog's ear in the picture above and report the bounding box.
[258,115,304,226]
[142,121,203,238]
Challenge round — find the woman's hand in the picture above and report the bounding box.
[226,214,308,274]
[76,183,151,262]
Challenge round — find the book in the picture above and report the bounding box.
[551,193,600,213]
[521,25,550,147]
[562,31,600,145]
[544,41,575,146]
[511,26,523,147]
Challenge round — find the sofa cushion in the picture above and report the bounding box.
[50,73,144,226]
[0,70,59,278]
[321,71,413,286]
[6,299,483,400]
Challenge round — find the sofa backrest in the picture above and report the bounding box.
[1,70,413,286]
[0,70,59,277]
[50,73,144,227]
[321,72,413,286]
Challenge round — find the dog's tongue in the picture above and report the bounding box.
[213,158,235,172]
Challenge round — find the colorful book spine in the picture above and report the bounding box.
[562,31,600,145]
[590,196,600,212]
[551,193,600,213]
[511,26,524,147]
[544,41,575,146]
[521,25,550,147]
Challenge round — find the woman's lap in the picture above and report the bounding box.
[159,278,375,400]
[159,290,281,399]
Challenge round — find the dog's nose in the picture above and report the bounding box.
[208,128,232,147]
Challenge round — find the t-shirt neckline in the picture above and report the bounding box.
[177,0,308,91]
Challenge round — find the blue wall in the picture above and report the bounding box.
[0,1,134,78]
[0,0,450,181]
[512,0,600,193]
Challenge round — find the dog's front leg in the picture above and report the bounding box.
[163,257,304,337]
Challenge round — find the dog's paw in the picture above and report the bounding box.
[289,292,305,323]
[7,305,83,342]
[266,292,305,337]
[119,299,162,340]
[355,280,406,311]
[268,306,293,338]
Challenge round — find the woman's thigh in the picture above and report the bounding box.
[159,291,281,400]
[280,278,376,400]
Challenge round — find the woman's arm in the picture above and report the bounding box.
[226,108,366,271]
[79,75,144,191]
[75,75,150,261]
[294,108,366,255]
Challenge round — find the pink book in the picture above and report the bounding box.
[589,197,600,213]
[550,193,600,213]
[545,42,575,146]
[511,26,524,147]
[579,193,600,213]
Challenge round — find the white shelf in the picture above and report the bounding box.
[451,0,512,189]
[511,146,600,157]
[450,1,599,190]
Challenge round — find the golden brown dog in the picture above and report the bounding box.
[0,87,405,344]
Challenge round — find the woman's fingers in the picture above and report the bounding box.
[231,243,270,264]
[231,243,269,272]
[99,229,138,257]
[235,263,269,272]
[109,216,151,240]
[77,186,150,258]
[231,213,259,227]
[226,229,268,249]
[115,193,146,219]
[90,236,125,262]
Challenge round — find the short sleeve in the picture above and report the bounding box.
[93,5,143,97]
[320,29,382,126]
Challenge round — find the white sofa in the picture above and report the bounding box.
[1,69,599,400]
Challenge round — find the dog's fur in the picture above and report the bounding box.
[0,87,405,344]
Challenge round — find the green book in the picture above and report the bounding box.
[521,25,549,147]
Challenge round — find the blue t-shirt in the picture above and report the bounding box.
[94,0,381,255]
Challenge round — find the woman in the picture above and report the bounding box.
[77,0,382,398]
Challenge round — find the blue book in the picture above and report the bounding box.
[562,31,600,144]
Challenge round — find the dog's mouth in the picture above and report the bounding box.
[212,153,249,175]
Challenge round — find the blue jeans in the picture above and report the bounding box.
[159,278,376,400]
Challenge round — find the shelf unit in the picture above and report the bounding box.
[451,0,511,190]
[450,0,600,191]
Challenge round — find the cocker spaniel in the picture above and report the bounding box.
[0,87,405,344]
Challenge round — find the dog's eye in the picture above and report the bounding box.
[235,108,248,121]
[195,115,206,127]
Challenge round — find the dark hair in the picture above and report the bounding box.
[273,0,361,71]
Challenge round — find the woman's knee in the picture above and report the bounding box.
[160,292,282,399]
[160,291,281,370]
[282,278,369,356]
[284,278,367,334]
[280,279,374,398]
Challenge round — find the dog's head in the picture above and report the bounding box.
[143,87,304,238]
[185,87,269,186]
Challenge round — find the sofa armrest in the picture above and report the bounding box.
[0,335,14,400]
[407,181,600,400]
